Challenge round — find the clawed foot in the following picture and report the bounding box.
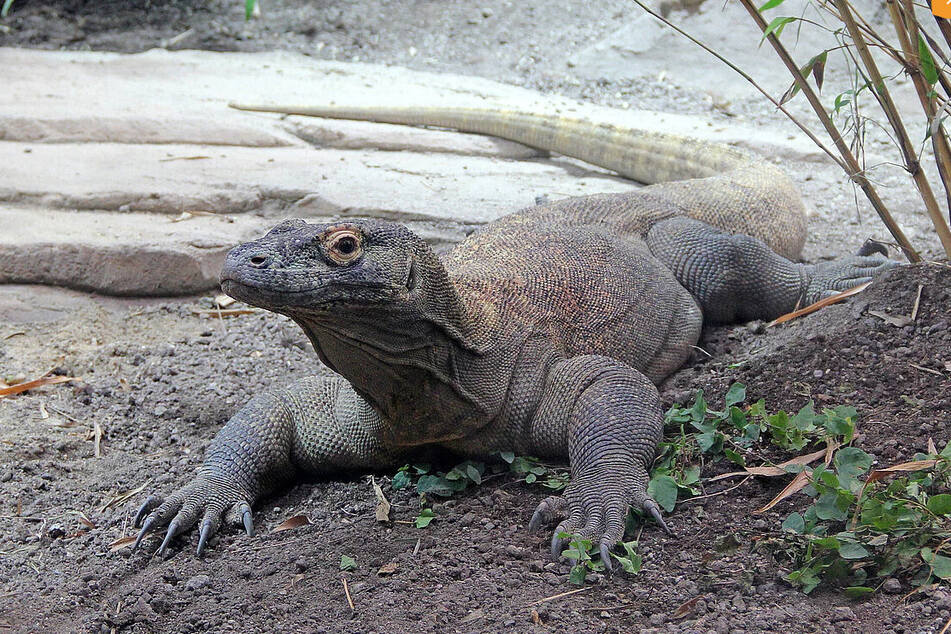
[804,253,900,304]
[528,469,671,573]
[132,476,255,557]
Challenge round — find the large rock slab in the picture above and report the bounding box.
[0,47,823,296]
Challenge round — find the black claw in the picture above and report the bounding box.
[550,532,564,560]
[156,520,179,556]
[600,542,613,574]
[647,503,672,535]
[134,496,161,528]
[528,509,544,532]
[857,239,889,258]
[196,521,213,556]
[242,509,254,537]
[132,516,155,551]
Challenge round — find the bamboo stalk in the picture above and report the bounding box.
[891,0,951,233]
[737,0,922,262]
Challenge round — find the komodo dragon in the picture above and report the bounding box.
[132,105,896,566]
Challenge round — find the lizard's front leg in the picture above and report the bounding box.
[525,356,669,570]
[133,375,400,555]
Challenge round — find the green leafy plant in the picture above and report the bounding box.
[558,532,643,584]
[339,554,357,571]
[414,507,436,529]
[652,383,857,512]
[768,446,951,594]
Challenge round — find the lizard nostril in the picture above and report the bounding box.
[249,255,268,267]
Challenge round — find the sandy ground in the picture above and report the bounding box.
[1,1,950,632]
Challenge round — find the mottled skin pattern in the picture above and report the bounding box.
[133,107,896,566]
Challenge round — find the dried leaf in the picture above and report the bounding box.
[530,609,543,626]
[670,596,702,619]
[929,438,938,456]
[371,477,391,522]
[768,283,870,327]
[377,562,398,576]
[0,374,77,398]
[868,310,913,328]
[272,515,312,533]
[109,535,137,552]
[68,510,96,529]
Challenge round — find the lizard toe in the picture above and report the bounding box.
[224,501,254,537]
[529,495,568,532]
[132,476,255,556]
[133,495,162,528]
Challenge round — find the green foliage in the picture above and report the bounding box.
[339,554,357,571]
[245,0,257,20]
[558,532,642,584]
[1,0,13,18]
[653,384,857,512]
[770,446,951,594]
[500,452,570,490]
[414,507,435,529]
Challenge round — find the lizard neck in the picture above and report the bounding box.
[289,248,499,445]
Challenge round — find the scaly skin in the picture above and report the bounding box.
[133,106,897,565]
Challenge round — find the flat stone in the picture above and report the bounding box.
[0,47,827,296]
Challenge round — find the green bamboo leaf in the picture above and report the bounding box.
[760,17,797,44]
[918,34,938,86]
[245,0,257,20]
[758,0,785,11]
[0,0,13,17]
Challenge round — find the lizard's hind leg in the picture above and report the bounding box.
[646,216,899,324]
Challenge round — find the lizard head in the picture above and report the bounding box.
[219,218,429,315]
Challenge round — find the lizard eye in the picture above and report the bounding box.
[325,229,363,264]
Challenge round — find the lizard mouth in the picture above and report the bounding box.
[219,274,400,313]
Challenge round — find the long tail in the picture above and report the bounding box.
[231,103,752,184]
[231,103,807,259]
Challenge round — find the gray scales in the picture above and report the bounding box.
[132,104,896,568]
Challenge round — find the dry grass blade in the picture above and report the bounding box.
[0,375,77,398]
[524,586,592,607]
[342,577,355,611]
[192,309,258,318]
[272,515,312,533]
[753,470,810,515]
[768,283,871,327]
[754,440,840,514]
[868,310,914,327]
[109,535,137,552]
[709,445,832,482]
[99,480,150,512]
[929,438,939,455]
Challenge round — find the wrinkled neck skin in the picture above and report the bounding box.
[288,248,508,447]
